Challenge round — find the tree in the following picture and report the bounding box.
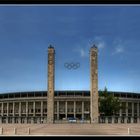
[99,87,121,116]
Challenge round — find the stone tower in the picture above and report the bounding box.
[90,45,99,123]
[47,45,55,123]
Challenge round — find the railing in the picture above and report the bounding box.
[99,116,139,123]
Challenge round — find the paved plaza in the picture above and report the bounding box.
[0,124,140,136]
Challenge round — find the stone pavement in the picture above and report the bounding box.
[0,124,140,136]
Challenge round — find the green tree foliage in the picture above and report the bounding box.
[99,87,121,116]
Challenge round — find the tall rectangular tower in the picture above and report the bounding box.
[90,45,99,123]
[47,45,55,123]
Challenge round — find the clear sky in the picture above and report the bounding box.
[0,5,140,93]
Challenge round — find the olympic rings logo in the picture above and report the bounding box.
[64,62,80,70]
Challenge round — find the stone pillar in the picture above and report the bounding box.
[7,102,9,116]
[137,102,139,117]
[137,103,139,123]
[82,101,84,119]
[131,117,133,123]
[33,102,35,117]
[37,117,40,124]
[112,117,114,123]
[1,103,3,116]
[57,101,59,120]
[105,117,108,123]
[119,102,122,117]
[124,117,127,123]
[132,102,134,119]
[13,102,15,117]
[26,102,28,117]
[74,101,76,118]
[41,101,43,117]
[0,117,2,124]
[6,117,8,124]
[118,117,121,123]
[31,117,34,123]
[19,102,21,117]
[24,117,27,124]
[126,102,128,117]
[137,117,139,123]
[90,45,99,123]
[65,101,67,119]
[47,45,55,123]
[12,117,15,124]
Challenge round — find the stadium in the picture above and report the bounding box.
[0,45,139,125]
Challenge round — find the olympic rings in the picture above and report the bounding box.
[64,62,80,70]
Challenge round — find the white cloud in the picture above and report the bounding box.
[112,45,124,55]
[116,46,124,53]
[112,38,125,55]
[73,36,106,58]
[89,36,106,50]
[74,47,88,58]
[80,48,87,57]
[98,41,105,50]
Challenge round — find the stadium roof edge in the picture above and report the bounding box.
[0,90,140,95]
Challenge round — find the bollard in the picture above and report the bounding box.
[28,127,30,135]
[128,128,131,135]
[0,127,3,135]
[14,128,16,135]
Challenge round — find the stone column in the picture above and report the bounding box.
[137,102,139,117]
[112,117,114,123]
[47,45,55,123]
[0,117,2,124]
[13,102,15,117]
[0,103,3,124]
[1,103,3,116]
[57,101,59,120]
[65,101,67,119]
[137,102,139,123]
[82,101,84,119]
[132,102,134,117]
[124,117,127,123]
[126,102,128,117]
[26,102,28,117]
[12,117,15,124]
[6,117,8,124]
[37,117,40,124]
[19,102,21,116]
[31,117,34,123]
[33,102,35,117]
[90,45,99,123]
[118,117,121,123]
[125,102,128,123]
[119,102,122,117]
[137,117,140,123]
[24,117,27,124]
[7,102,9,116]
[105,117,108,123]
[41,101,43,117]
[19,102,21,123]
[12,102,15,124]
[131,117,133,123]
[74,101,76,118]
[0,112,1,123]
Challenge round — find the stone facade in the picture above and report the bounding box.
[0,91,139,124]
[90,45,99,123]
